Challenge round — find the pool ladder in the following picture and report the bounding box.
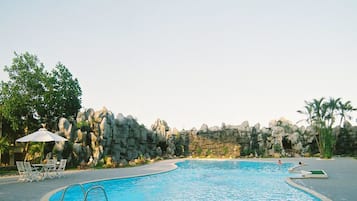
[59,183,109,201]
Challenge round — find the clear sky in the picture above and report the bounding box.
[1,0,357,129]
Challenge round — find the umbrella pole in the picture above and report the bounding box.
[24,143,29,161]
[41,142,45,162]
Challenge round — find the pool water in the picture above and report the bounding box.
[50,160,320,201]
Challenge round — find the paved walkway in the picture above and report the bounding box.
[287,157,357,201]
[0,158,356,201]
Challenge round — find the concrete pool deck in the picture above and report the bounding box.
[0,157,356,201]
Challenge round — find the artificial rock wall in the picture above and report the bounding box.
[55,108,169,167]
[53,108,357,167]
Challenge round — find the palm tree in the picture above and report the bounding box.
[298,97,355,158]
[297,98,324,155]
[337,100,356,127]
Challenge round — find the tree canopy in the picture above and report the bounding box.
[0,52,82,138]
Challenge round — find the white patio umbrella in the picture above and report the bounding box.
[16,128,68,161]
[16,128,68,142]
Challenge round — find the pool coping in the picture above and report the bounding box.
[41,158,332,201]
[285,178,331,201]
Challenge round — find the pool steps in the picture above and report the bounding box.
[59,183,108,201]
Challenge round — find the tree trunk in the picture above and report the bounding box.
[320,127,333,159]
[0,116,2,163]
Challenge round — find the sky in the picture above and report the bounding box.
[1,0,357,130]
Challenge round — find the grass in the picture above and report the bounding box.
[0,170,17,176]
[310,170,325,174]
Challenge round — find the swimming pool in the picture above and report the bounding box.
[50,160,320,201]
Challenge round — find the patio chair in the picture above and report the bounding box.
[16,161,27,182]
[56,159,67,178]
[23,162,43,182]
[46,159,58,179]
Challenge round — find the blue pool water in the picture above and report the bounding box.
[50,160,320,201]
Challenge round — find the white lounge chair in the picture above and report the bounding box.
[56,159,67,178]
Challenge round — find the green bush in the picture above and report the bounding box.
[273,144,282,153]
[196,147,202,156]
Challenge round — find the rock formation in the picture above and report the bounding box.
[52,108,357,168]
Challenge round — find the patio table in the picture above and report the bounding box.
[32,163,57,179]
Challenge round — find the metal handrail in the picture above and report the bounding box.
[59,183,86,201]
[84,185,109,201]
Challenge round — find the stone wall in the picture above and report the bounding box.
[52,108,357,167]
[55,108,169,167]
[185,119,313,158]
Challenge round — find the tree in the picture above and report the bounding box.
[0,52,82,138]
[0,136,9,163]
[39,63,82,129]
[0,52,47,133]
[298,97,356,158]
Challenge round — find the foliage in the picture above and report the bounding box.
[0,116,22,146]
[0,169,18,176]
[25,142,43,163]
[240,147,251,156]
[196,147,202,156]
[0,52,47,132]
[335,126,353,156]
[298,97,356,158]
[273,143,282,153]
[77,120,90,132]
[0,137,9,154]
[223,146,229,155]
[205,149,212,156]
[0,52,82,136]
[40,63,82,129]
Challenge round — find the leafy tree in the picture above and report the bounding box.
[39,63,82,129]
[0,52,47,133]
[298,97,356,158]
[0,52,82,138]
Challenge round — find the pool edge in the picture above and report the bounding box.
[285,178,332,201]
[41,158,332,201]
